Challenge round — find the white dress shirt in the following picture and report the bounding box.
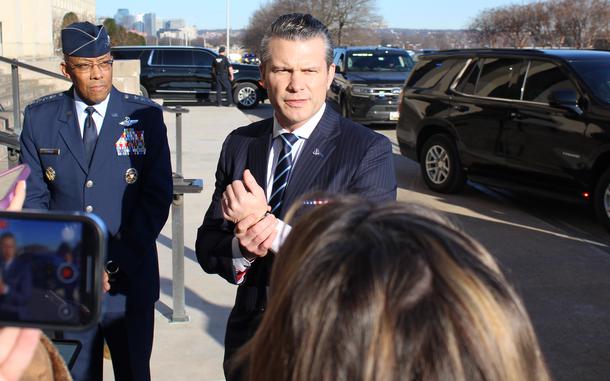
[231,103,327,280]
[73,90,110,136]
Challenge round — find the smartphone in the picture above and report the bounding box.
[0,210,106,330]
[0,164,30,209]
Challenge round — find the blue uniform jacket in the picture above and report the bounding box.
[19,87,173,308]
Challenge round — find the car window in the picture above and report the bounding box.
[111,50,142,60]
[193,51,213,66]
[155,50,193,66]
[334,53,345,68]
[407,58,462,89]
[151,50,162,65]
[569,59,610,104]
[457,59,481,94]
[523,60,578,103]
[347,51,414,72]
[474,58,526,100]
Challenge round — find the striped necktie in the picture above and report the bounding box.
[83,106,98,165]
[269,133,299,216]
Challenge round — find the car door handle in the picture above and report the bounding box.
[453,105,469,112]
[509,111,524,120]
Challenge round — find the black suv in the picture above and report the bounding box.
[327,46,414,124]
[111,46,266,108]
[397,49,610,229]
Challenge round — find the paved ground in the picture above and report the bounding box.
[99,101,610,381]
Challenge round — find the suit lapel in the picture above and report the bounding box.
[89,87,124,174]
[57,90,88,174]
[247,121,273,191]
[282,107,340,214]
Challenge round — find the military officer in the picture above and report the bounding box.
[19,22,173,381]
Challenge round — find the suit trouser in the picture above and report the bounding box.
[64,293,155,381]
[216,76,234,106]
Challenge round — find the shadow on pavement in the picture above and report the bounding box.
[155,234,231,346]
[392,152,610,381]
[158,277,230,346]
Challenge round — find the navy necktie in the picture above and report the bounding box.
[269,133,299,216]
[83,106,98,165]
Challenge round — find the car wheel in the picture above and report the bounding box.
[420,134,466,193]
[593,167,610,230]
[234,82,259,109]
[139,85,149,98]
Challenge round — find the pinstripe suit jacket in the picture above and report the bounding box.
[195,105,396,366]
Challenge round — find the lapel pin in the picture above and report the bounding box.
[45,167,56,182]
[312,148,323,157]
[125,168,138,184]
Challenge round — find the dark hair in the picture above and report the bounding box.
[260,13,334,67]
[237,196,550,381]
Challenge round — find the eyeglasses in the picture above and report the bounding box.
[68,59,114,73]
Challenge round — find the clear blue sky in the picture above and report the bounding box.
[97,0,531,30]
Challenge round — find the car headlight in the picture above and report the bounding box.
[351,85,374,97]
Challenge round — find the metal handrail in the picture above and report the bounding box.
[0,56,69,81]
[0,55,70,132]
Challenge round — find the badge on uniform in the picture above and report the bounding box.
[115,128,146,156]
[45,167,56,182]
[125,168,138,184]
[119,117,139,127]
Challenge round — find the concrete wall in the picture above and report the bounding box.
[112,60,141,95]
[0,0,96,59]
[0,0,54,58]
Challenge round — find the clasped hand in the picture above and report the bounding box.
[222,169,277,258]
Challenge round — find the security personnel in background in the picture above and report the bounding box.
[19,22,173,381]
[212,46,235,107]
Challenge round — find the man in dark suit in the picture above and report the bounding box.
[195,13,397,377]
[213,46,235,107]
[19,22,173,381]
[0,232,32,321]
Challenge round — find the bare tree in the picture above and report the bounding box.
[469,0,610,48]
[242,0,383,54]
[469,8,501,47]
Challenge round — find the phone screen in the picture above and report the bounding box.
[0,211,105,330]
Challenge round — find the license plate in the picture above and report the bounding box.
[389,111,399,121]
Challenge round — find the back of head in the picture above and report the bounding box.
[259,13,334,67]
[238,197,550,381]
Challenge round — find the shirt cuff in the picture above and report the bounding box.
[230,219,293,284]
[271,219,292,254]
[231,237,252,284]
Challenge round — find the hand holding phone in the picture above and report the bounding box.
[0,165,30,211]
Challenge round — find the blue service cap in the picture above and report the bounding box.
[61,22,110,57]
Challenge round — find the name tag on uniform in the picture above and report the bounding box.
[115,128,146,156]
[38,148,61,155]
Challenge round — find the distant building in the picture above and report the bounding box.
[0,0,95,58]
[143,13,157,36]
[115,8,129,25]
[158,26,197,45]
[165,19,185,29]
